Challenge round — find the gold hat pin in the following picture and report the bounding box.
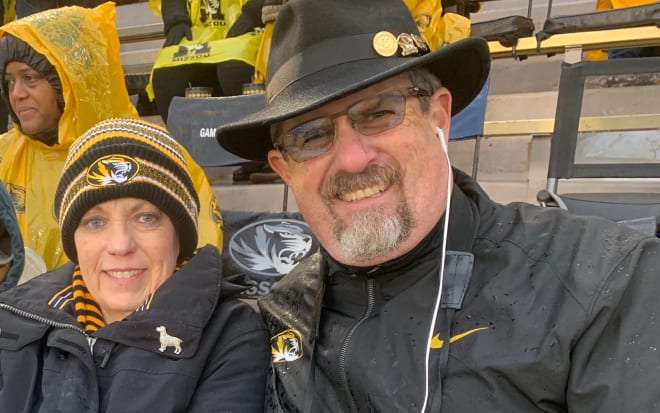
[373,31,430,57]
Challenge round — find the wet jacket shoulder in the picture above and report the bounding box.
[260,169,660,412]
[452,170,660,411]
[0,245,269,412]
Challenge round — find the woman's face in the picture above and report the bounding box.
[4,61,61,137]
[74,197,180,324]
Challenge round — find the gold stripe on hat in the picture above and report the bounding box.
[373,31,398,57]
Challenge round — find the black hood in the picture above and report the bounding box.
[0,33,63,145]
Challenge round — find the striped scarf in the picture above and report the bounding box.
[49,267,107,333]
[49,259,190,333]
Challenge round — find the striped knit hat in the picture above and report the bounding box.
[54,118,199,263]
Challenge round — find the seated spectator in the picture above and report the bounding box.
[0,117,269,411]
[0,3,223,271]
[147,0,264,124]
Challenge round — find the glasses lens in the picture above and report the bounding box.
[274,89,418,162]
[350,91,406,136]
[279,117,335,162]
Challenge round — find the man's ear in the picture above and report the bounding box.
[268,149,292,184]
[429,86,452,130]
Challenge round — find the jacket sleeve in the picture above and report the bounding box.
[566,237,660,411]
[160,0,191,34]
[227,0,265,38]
[187,300,270,412]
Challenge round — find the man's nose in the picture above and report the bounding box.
[331,117,377,172]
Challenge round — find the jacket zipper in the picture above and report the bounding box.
[0,302,90,342]
[338,277,376,409]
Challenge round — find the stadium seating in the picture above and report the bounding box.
[537,55,660,236]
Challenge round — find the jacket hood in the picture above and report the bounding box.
[0,2,137,149]
[0,180,24,293]
[0,34,63,145]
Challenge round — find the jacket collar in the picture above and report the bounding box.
[92,245,229,358]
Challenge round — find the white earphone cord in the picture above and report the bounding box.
[420,128,451,412]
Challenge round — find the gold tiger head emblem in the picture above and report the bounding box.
[86,155,139,187]
[271,328,303,363]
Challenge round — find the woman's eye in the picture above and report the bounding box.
[137,212,159,224]
[82,217,105,229]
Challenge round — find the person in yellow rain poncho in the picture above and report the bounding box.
[252,0,471,86]
[146,0,263,124]
[0,2,223,271]
[588,0,660,60]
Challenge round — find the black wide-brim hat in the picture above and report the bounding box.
[217,0,491,162]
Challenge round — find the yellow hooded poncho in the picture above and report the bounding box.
[0,2,223,270]
[146,0,262,99]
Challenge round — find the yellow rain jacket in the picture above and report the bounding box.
[0,2,223,270]
[146,0,262,99]
[587,0,659,60]
[253,0,470,83]
[404,0,471,50]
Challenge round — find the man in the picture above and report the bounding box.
[216,0,660,411]
[0,3,223,270]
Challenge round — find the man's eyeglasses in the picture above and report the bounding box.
[272,86,430,162]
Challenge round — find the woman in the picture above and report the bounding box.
[0,3,224,271]
[0,118,269,411]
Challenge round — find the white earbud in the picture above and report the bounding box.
[422,126,453,413]
[436,127,447,152]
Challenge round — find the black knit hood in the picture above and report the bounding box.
[0,34,63,145]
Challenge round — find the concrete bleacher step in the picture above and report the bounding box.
[116,1,162,111]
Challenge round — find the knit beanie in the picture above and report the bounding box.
[54,118,200,263]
